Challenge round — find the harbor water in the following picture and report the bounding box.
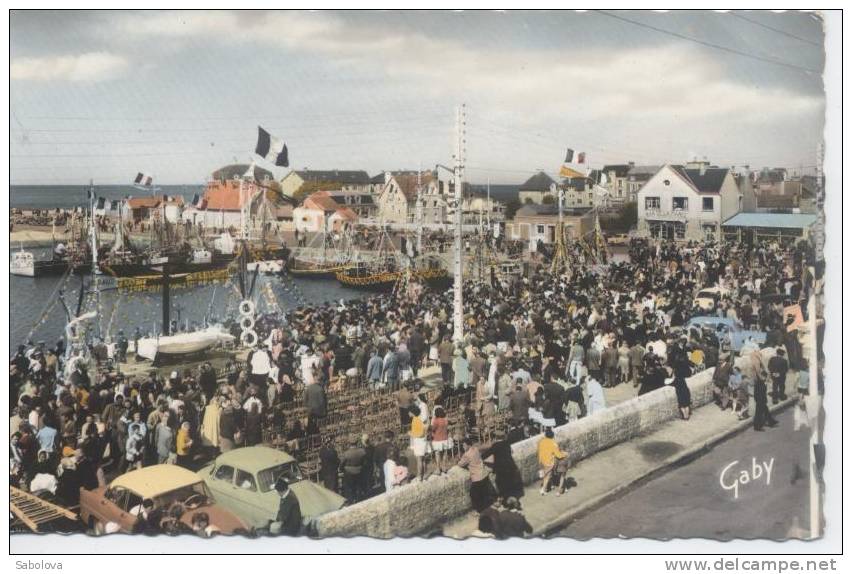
[9,248,365,354]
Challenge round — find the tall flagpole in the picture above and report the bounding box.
[452,104,466,343]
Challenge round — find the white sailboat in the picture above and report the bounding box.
[135,325,235,363]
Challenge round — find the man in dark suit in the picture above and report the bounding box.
[274,477,302,536]
[304,381,326,434]
[601,343,619,388]
[543,379,566,426]
[508,382,530,425]
[752,376,778,431]
[767,348,789,404]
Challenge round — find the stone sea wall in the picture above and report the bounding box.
[314,349,770,538]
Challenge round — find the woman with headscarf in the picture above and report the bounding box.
[481,428,524,505]
[200,396,221,451]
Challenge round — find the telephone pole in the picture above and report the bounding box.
[416,165,424,253]
[452,104,466,343]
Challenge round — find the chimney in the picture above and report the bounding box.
[699,163,707,176]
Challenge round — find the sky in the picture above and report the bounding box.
[9,10,826,185]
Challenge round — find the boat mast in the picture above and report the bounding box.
[322,212,329,264]
[452,104,466,343]
[487,177,491,229]
[88,179,100,274]
[162,266,171,336]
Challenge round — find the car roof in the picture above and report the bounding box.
[111,464,202,499]
[213,446,296,474]
[687,316,735,325]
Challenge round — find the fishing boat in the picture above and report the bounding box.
[10,220,88,277]
[10,248,70,277]
[287,216,352,279]
[135,325,235,363]
[335,226,449,291]
[335,255,450,291]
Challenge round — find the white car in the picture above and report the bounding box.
[693,286,729,311]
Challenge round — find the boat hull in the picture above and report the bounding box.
[10,259,71,277]
[136,329,235,363]
[335,268,450,292]
[288,264,347,279]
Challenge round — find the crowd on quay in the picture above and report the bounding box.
[9,234,815,538]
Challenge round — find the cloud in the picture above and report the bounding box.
[11,52,127,82]
[119,10,823,124]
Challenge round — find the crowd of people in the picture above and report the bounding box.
[9,233,816,537]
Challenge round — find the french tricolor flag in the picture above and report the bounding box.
[134,172,153,187]
[255,126,289,167]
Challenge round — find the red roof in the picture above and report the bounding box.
[126,195,184,209]
[127,196,162,209]
[203,181,248,211]
[304,191,341,212]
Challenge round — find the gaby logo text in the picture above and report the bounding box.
[719,457,775,499]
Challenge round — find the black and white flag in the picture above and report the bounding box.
[255,126,289,167]
[134,172,153,187]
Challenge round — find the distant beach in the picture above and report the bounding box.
[10,184,204,209]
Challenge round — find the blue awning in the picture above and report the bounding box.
[722,212,817,229]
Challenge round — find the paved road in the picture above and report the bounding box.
[556,407,813,540]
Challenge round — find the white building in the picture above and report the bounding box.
[637,163,741,241]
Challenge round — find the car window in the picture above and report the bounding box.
[236,469,257,491]
[257,462,304,493]
[105,486,128,509]
[214,464,235,483]
[125,492,143,513]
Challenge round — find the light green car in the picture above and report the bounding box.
[198,446,345,534]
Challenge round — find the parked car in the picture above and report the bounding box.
[685,316,767,353]
[79,464,249,535]
[693,286,730,311]
[198,446,346,533]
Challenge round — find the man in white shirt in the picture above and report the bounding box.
[249,347,272,386]
[301,348,320,386]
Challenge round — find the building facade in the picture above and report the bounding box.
[376,171,446,224]
[518,171,557,204]
[637,164,741,241]
[292,191,358,233]
[506,204,595,247]
[180,164,280,230]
